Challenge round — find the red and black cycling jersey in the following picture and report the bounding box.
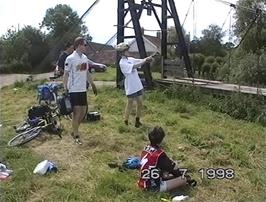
[138,144,177,190]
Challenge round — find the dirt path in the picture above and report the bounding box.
[0,72,116,88]
[0,72,54,88]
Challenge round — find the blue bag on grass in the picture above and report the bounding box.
[122,156,141,169]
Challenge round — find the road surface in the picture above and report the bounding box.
[0,72,115,88]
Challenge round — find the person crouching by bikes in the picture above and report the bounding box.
[138,126,196,192]
[115,42,153,128]
[63,37,97,145]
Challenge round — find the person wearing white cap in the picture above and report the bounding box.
[115,42,153,127]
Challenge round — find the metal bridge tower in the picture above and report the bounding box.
[116,0,193,88]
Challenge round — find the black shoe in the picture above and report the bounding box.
[187,179,197,187]
[135,121,142,128]
[124,120,128,125]
[135,117,142,128]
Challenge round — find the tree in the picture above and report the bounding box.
[42,4,88,40]
[217,0,266,85]
[198,24,226,56]
[201,24,225,43]
[1,26,49,73]
[190,37,201,53]
[167,26,190,58]
[41,4,92,68]
[234,0,266,52]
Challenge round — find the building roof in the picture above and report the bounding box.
[86,42,114,54]
[127,34,161,53]
[88,50,116,65]
[83,34,161,64]
[84,42,116,65]
[143,35,161,48]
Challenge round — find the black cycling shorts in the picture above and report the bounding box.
[69,92,87,106]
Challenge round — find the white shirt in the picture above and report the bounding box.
[65,51,94,93]
[119,56,145,95]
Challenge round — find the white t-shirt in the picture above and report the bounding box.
[119,56,145,95]
[65,51,94,93]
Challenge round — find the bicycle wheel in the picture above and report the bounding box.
[8,127,42,146]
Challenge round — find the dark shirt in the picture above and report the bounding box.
[157,152,175,172]
[57,51,69,69]
[150,144,182,178]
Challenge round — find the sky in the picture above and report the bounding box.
[0,0,237,44]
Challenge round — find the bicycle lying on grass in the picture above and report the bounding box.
[8,105,63,147]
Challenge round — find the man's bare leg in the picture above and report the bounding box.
[72,106,83,144]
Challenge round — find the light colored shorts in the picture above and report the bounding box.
[159,180,167,192]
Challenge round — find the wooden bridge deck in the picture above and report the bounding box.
[155,78,266,97]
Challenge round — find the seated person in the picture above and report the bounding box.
[138,126,196,192]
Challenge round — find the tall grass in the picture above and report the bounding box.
[163,84,266,126]
[0,82,265,202]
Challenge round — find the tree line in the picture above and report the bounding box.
[0,4,92,74]
[167,0,265,86]
[0,0,265,86]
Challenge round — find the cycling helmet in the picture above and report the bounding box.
[115,42,130,52]
[122,156,141,169]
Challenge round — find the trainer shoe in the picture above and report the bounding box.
[74,138,83,145]
[71,132,82,145]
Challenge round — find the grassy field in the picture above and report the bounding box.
[0,79,265,202]
[93,67,116,81]
[92,67,161,81]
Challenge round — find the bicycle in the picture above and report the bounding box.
[8,107,62,147]
[13,116,47,133]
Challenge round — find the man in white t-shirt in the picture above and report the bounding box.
[63,37,97,145]
[115,42,153,127]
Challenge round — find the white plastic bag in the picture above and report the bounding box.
[172,195,189,202]
[33,160,50,175]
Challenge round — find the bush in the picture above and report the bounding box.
[163,85,266,126]
[190,53,205,76]
[1,26,49,73]
[229,52,266,86]
[2,59,32,73]
[0,64,12,73]
[215,56,224,65]
[202,63,211,78]
[210,62,220,79]
[217,48,266,86]
[205,56,215,64]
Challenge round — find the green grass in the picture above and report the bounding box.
[93,67,116,81]
[92,66,161,81]
[0,81,265,202]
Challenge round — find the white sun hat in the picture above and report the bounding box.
[115,42,130,52]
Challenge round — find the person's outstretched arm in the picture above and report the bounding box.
[132,56,153,69]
